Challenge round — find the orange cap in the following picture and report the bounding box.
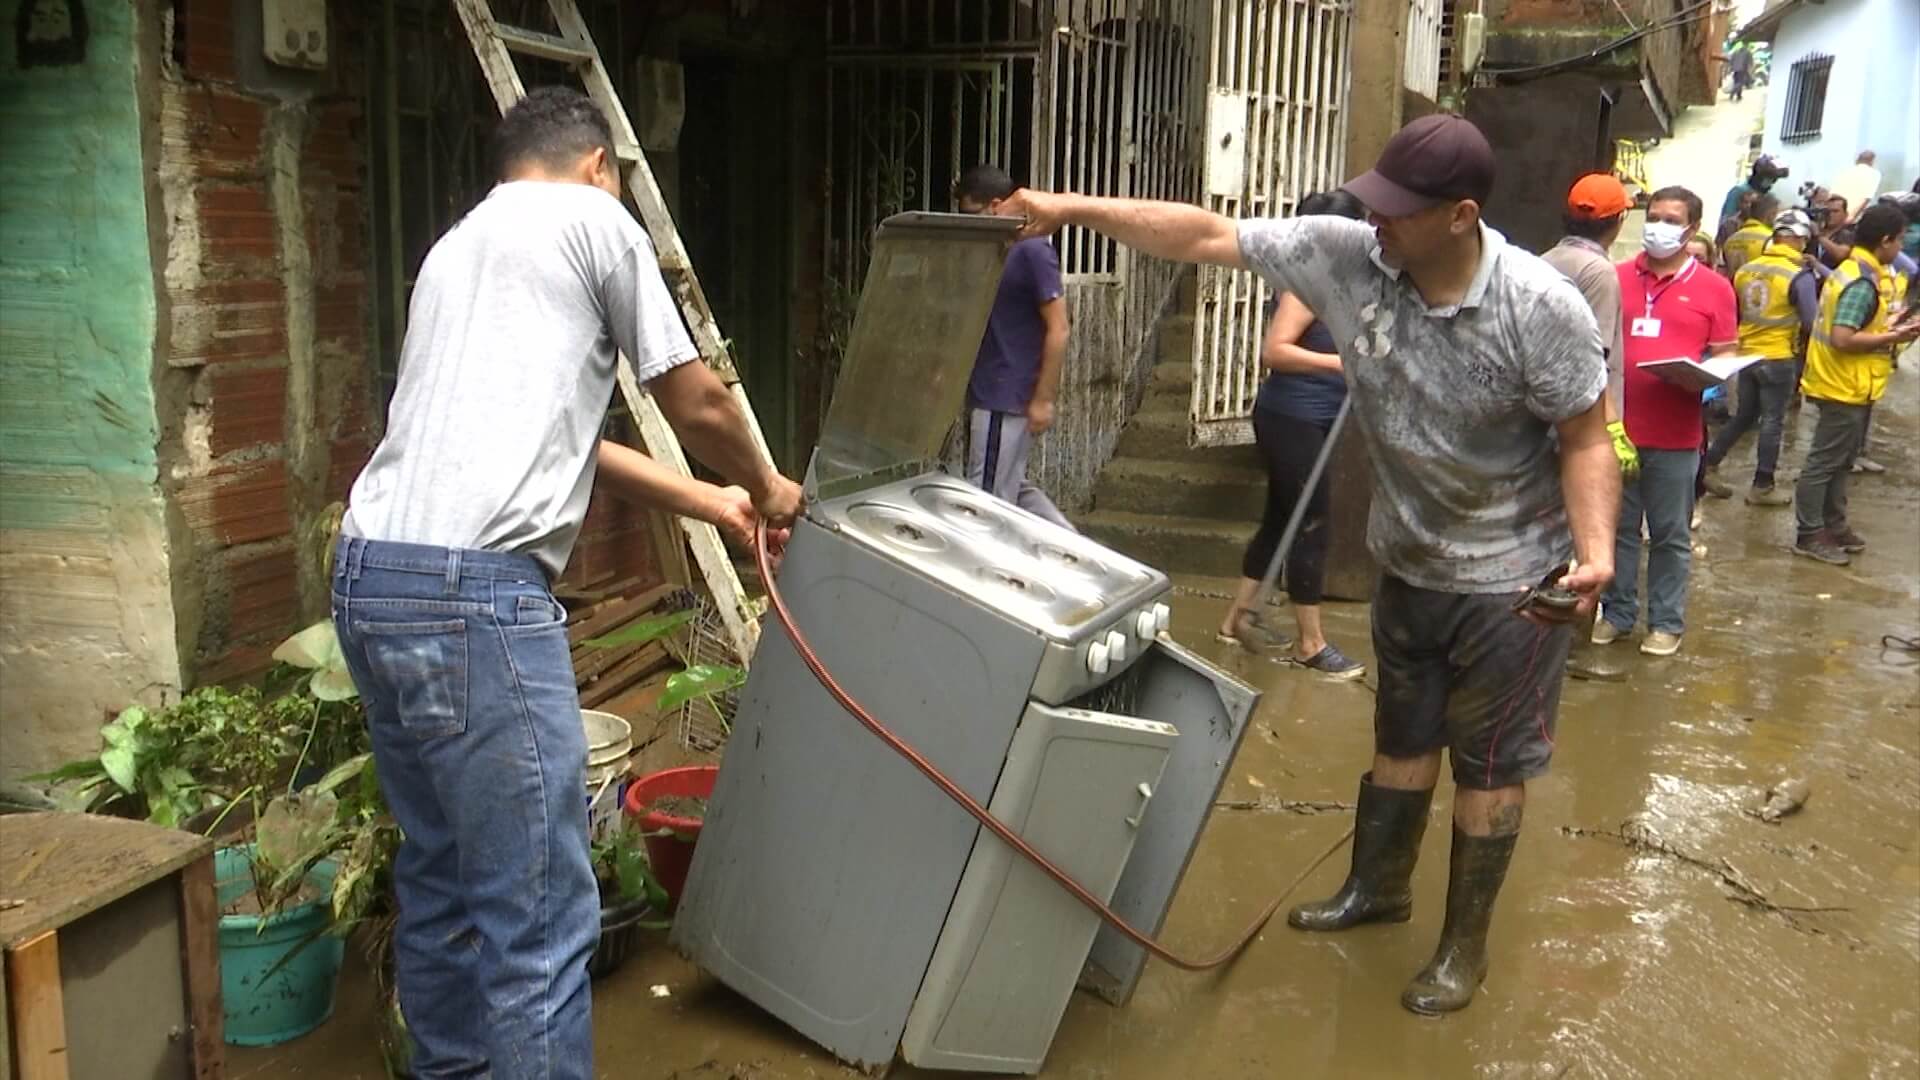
[1567,173,1633,219]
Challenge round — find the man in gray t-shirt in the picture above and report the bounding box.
[333,88,799,1079]
[998,116,1619,1017]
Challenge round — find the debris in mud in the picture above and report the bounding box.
[1215,796,1355,815]
[1561,820,1851,933]
[1751,778,1811,823]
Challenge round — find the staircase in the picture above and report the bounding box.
[1078,311,1265,580]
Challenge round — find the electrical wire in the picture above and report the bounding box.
[755,521,1355,972]
[1482,0,1719,83]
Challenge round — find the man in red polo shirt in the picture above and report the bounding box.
[1594,186,1738,658]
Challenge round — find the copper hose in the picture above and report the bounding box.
[754,521,1354,972]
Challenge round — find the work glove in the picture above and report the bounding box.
[1607,420,1640,480]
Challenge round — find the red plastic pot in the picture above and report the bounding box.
[622,766,718,911]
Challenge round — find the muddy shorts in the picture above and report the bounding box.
[1371,575,1572,790]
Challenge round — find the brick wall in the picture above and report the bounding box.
[155,2,664,680]
[157,1,373,682]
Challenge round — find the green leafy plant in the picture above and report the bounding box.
[583,605,745,730]
[591,822,669,917]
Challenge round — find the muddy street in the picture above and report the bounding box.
[230,369,1920,1080]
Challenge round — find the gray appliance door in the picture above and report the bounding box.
[901,703,1176,1074]
[670,516,1045,1070]
[1077,639,1260,1004]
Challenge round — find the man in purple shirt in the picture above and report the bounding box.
[954,165,1074,528]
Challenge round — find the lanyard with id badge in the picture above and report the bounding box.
[1632,257,1693,341]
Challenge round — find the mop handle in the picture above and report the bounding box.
[1249,394,1354,614]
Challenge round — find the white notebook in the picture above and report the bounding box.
[1637,353,1764,393]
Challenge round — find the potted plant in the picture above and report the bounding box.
[32,620,381,1048]
[587,818,670,979]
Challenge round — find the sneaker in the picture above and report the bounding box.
[1284,643,1367,681]
[1854,457,1887,475]
[1792,531,1852,565]
[1833,528,1867,553]
[1591,620,1624,646]
[1702,468,1734,499]
[1744,485,1792,506]
[1690,504,1704,531]
[1640,631,1683,657]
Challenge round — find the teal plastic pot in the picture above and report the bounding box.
[215,846,344,1047]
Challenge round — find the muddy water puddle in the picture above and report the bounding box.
[232,372,1920,1079]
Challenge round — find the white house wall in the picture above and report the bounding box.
[1761,0,1920,198]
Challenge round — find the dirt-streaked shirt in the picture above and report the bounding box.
[1237,217,1607,594]
[344,181,698,578]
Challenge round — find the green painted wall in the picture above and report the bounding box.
[0,0,182,780]
[0,0,162,507]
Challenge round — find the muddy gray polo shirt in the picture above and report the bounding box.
[344,181,697,578]
[1238,217,1606,594]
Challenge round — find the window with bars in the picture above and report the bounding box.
[1780,54,1832,143]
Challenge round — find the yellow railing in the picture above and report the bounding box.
[1615,139,1652,201]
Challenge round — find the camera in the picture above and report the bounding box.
[1797,181,1830,225]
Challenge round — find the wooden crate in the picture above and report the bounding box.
[1,812,221,1080]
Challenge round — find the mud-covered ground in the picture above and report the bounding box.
[235,365,1920,1079]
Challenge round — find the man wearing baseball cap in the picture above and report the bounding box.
[1720,154,1788,226]
[1704,210,1817,506]
[1543,173,1639,683]
[993,114,1619,1015]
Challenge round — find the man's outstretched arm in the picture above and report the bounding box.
[994,191,1246,268]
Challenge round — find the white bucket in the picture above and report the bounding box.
[582,710,633,839]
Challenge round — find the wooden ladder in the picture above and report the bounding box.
[451,0,765,661]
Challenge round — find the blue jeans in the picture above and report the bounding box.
[331,539,596,1080]
[1704,359,1796,487]
[1604,448,1697,636]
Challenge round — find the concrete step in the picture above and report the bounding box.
[1112,401,1193,461]
[1142,361,1191,399]
[1157,315,1194,367]
[1076,509,1255,580]
[1093,456,1266,521]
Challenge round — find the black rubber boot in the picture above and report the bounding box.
[1287,774,1432,932]
[1401,828,1519,1016]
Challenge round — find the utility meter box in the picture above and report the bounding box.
[263,0,328,70]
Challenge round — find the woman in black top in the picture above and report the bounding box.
[1216,190,1366,680]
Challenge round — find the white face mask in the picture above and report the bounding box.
[1643,220,1690,258]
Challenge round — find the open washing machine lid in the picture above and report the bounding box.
[807,211,1024,501]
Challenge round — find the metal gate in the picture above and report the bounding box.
[1189,0,1353,447]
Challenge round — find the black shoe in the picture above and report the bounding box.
[1288,775,1432,932]
[1402,828,1519,1016]
[1792,531,1852,566]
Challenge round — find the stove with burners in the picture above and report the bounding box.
[671,213,1258,1075]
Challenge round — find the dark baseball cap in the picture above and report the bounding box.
[1342,115,1496,218]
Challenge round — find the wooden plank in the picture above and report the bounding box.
[0,814,213,947]
[6,931,69,1080]
[565,582,676,647]
[176,856,223,1077]
[557,574,645,614]
[575,640,667,688]
[581,646,677,709]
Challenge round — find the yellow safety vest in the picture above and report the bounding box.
[1723,219,1771,275]
[1804,248,1896,406]
[1733,245,1804,359]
